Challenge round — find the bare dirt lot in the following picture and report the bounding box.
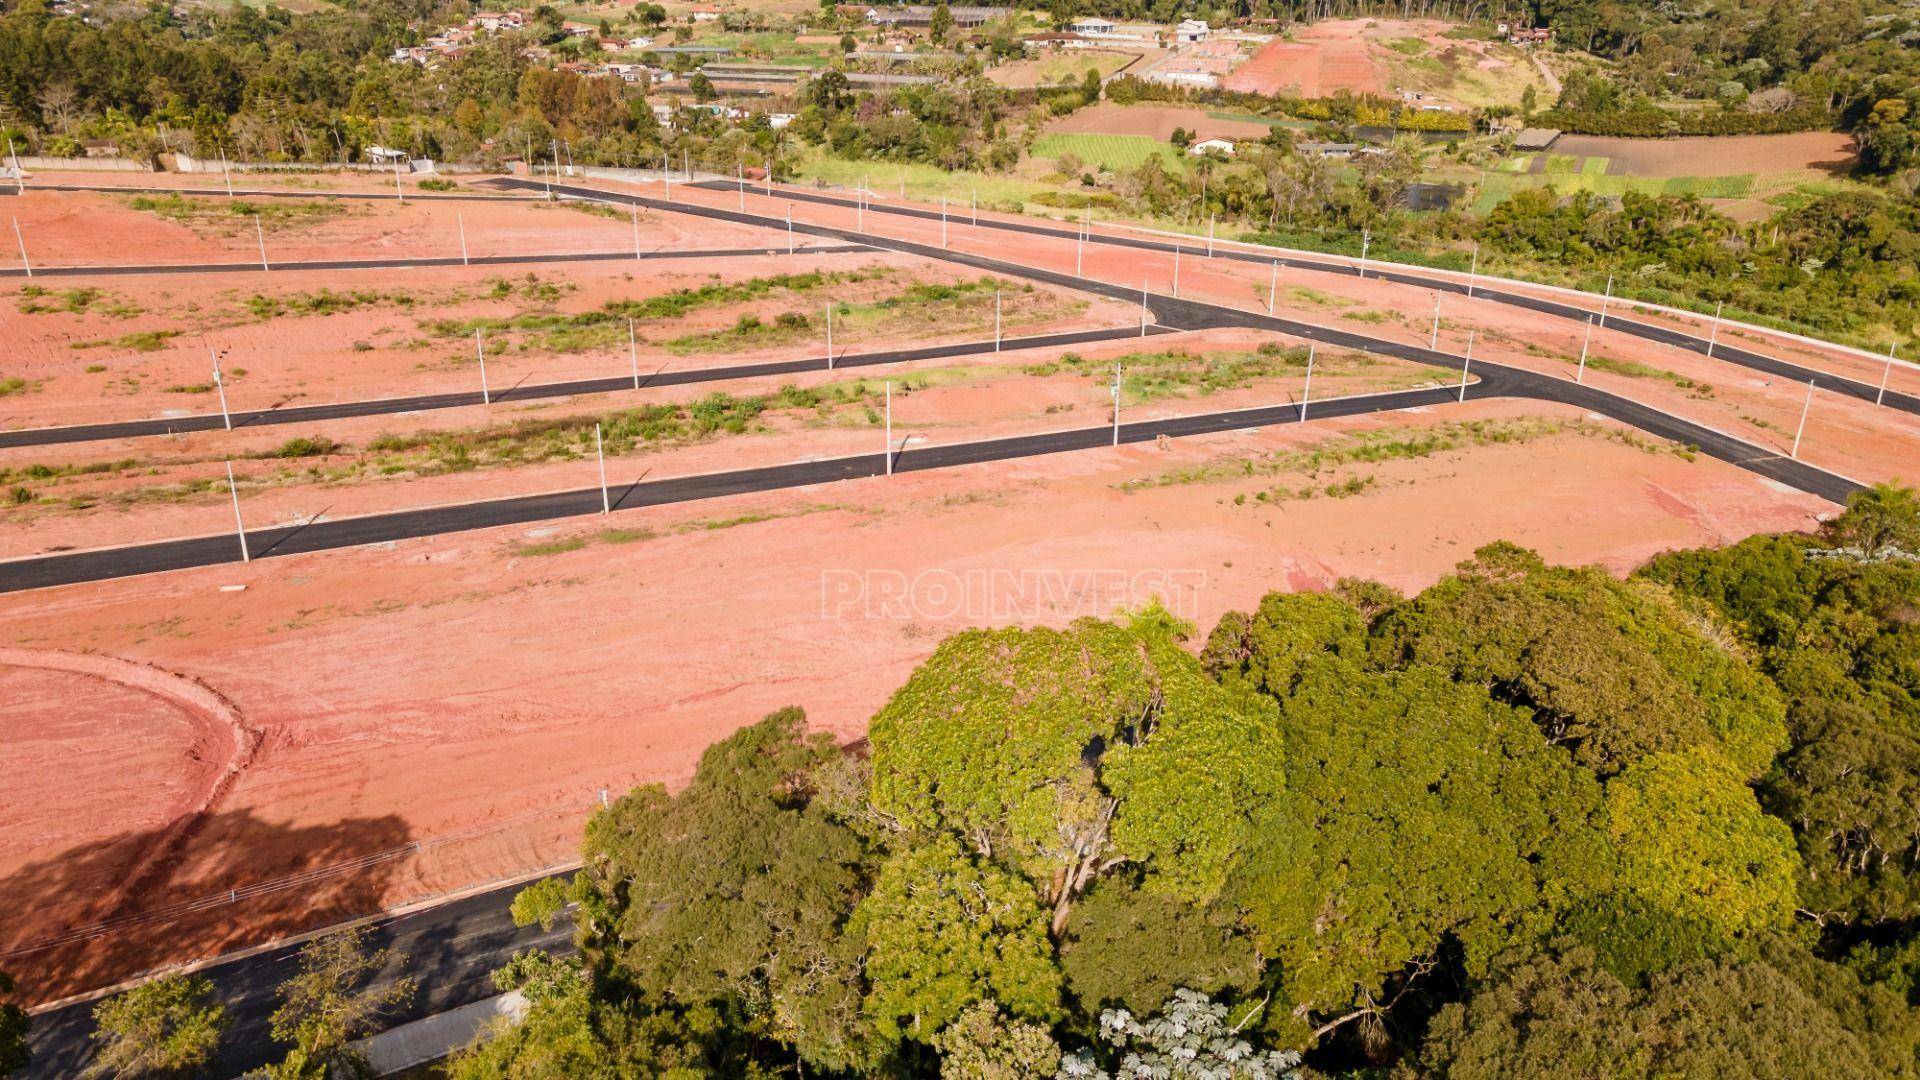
[0,172,1906,1003]
[1551,132,1859,178]
[1046,102,1275,142]
[1224,19,1548,108]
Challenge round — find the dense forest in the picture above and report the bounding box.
[421,485,1920,1077]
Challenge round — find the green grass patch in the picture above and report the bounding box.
[125,194,348,231]
[16,285,143,318]
[1031,133,1186,173]
[1583,355,1714,394]
[0,377,30,397]
[1025,343,1315,403]
[1385,36,1429,55]
[248,288,418,320]
[1580,156,1610,176]
[429,269,890,353]
[71,329,182,352]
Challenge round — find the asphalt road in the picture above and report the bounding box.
[685,180,1920,418]
[0,242,873,280]
[0,179,1872,1074]
[0,178,1863,592]
[21,874,574,1079]
[0,324,1173,449]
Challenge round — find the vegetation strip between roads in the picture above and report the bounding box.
[0,180,1862,593]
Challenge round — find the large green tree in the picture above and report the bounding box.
[573,708,872,1072]
[84,974,228,1079]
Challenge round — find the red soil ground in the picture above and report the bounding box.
[0,172,1906,1003]
[1045,102,1274,142]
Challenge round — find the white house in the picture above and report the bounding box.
[1188,137,1235,156]
[1069,16,1114,35]
[1175,18,1209,43]
[365,145,410,165]
[473,10,525,31]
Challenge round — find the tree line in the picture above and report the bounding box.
[9,488,1920,1076]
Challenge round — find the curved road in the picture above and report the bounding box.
[683,180,1920,416]
[0,325,1174,449]
[21,874,574,1079]
[0,178,1863,593]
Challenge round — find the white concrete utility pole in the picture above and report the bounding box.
[595,423,610,514]
[786,204,794,254]
[458,213,470,266]
[737,164,745,210]
[971,188,977,226]
[1429,293,1441,349]
[628,319,640,390]
[1577,315,1594,383]
[1465,243,1478,298]
[1172,247,1181,297]
[884,380,893,476]
[210,348,232,430]
[994,290,1002,351]
[255,215,269,272]
[631,205,642,259]
[1300,343,1315,421]
[1459,331,1474,402]
[825,302,834,364]
[661,152,670,200]
[1792,380,1816,459]
[394,162,404,203]
[226,461,249,562]
[1111,361,1121,446]
[11,216,29,278]
[1878,344,1900,406]
[1358,229,1370,278]
[1707,301,1723,358]
[1268,260,1279,316]
[1599,274,1614,328]
[475,328,491,405]
[1076,221,1085,277]
[857,189,865,231]
[1207,215,1215,257]
[5,138,21,194]
[1140,276,1149,336]
[221,151,234,197]
[941,197,948,247]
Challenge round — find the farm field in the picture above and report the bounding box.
[1030,132,1186,173]
[986,47,1144,88]
[1224,18,1553,109]
[1473,130,1863,215]
[1046,101,1275,142]
[0,168,1907,1008]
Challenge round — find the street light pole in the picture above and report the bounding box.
[1459,331,1474,402]
[1792,380,1815,459]
[226,461,249,563]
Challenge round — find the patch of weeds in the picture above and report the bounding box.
[72,329,182,352]
[16,285,143,318]
[0,377,31,397]
[272,436,339,458]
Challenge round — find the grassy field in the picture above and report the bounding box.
[1473,171,1756,213]
[791,151,1067,208]
[1030,133,1186,173]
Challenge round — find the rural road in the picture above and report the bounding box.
[20,874,574,1079]
[682,180,1917,417]
[0,325,1175,449]
[0,243,874,280]
[0,177,1863,593]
